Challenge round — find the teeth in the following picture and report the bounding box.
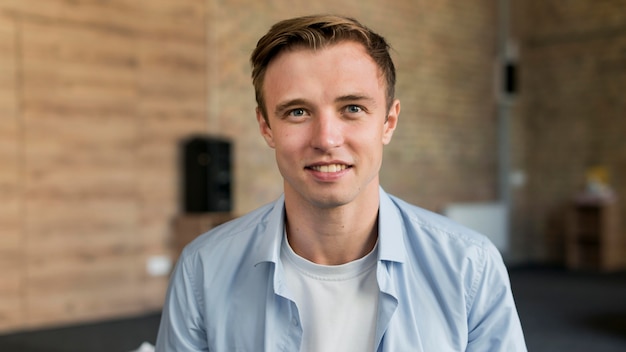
[311,164,347,173]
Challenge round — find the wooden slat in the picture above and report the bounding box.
[25,284,145,329]
[23,199,138,262]
[0,251,21,293]
[0,294,22,332]
[0,13,20,235]
[0,14,23,333]
[1,0,206,43]
[24,199,137,246]
[26,252,138,293]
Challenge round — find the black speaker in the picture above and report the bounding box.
[181,135,232,213]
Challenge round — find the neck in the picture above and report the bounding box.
[283,188,380,265]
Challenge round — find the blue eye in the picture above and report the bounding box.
[289,108,306,117]
[346,105,362,113]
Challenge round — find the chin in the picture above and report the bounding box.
[285,181,363,209]
[307,192,355,209]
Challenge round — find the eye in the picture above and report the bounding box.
[288,108,307,117]
[344,105,366,115]
[345,105,363,113]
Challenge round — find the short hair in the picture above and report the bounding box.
[250,14,396,123]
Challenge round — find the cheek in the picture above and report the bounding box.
[361,130,386,160]
[276,124,312,146]
[363,127,386,146]
[273,131,302,157]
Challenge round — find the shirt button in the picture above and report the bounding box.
[292,318,299,327]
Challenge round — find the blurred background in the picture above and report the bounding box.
[0,0,624,351]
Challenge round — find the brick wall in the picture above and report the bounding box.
[512,0,626,263]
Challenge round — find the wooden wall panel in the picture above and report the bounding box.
[0,14,23,332]
[0,0,209,333]
[20,20,142,327]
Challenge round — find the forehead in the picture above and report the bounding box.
[269,40,376,72]
[263,41,385,102]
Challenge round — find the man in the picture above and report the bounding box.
[156,14,526,351]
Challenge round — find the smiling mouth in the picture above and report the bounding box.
[308,164,350,173]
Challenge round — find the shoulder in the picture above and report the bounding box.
[383,193,505,286]
[388,193,494,251]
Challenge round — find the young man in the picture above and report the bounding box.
[156,15,526,351]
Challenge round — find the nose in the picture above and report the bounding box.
[310,111,344,151]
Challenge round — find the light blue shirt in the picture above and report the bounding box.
[156,189,527,351]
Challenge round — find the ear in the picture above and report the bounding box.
[256,107,276,148]
[382,99,400,145]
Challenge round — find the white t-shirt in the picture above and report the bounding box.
[281,235,379,352]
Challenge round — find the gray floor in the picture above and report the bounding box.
[0,266,624,351]
[512,266,626,352]
[0,312,161,352]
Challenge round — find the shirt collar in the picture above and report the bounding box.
[252,188,407,266]
[378,187,407,264]
[252,194,286,266]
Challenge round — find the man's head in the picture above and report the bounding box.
[251,15,400,211]
[250,14,396,124]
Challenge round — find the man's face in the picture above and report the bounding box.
[257,41,400,210]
